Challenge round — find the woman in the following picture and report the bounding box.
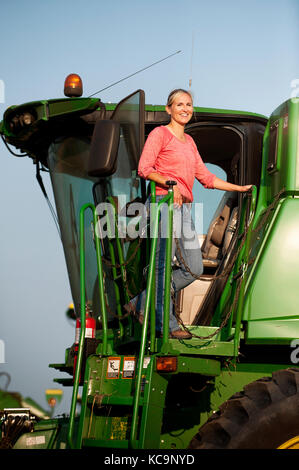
[127,88,251,339]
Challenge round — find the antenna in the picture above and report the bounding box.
[189,32,195,89]
[88,50,182,98]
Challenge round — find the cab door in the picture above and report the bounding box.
[110,89,146,201]
[92,89,146,317]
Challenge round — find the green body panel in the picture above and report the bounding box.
[159,361,292,449]
[244,198,299,331]
[76,355,168,449]
[243,98,299,344]
[254,98,299,217]
[246,319,299,344]
[13,418,69,449]
[268,99,299,194]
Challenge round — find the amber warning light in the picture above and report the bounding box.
[64,73,83,98]
[156,356,178,372]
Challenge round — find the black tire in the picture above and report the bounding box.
[188,367,299,449]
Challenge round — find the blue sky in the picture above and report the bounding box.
[0,0,298,414]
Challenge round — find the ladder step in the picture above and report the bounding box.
[82,438,134,448]
[87,395,145,406]
[53,378,73,386]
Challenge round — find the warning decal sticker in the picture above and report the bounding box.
[123,357,136,379]
[107,357,121,379]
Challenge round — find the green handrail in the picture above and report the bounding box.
[129,187,174,447]
[218,197,250,338]
[149,183,156,350]
[67,202,108,449]
[162,188,174,344]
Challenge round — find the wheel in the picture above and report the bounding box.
[277,436,299,449]
[188,368,299,449]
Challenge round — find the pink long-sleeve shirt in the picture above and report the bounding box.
[138,126,216,202]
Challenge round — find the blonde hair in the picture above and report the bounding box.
[166,88,193,107]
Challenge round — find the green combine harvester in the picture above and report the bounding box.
[1,74,299,449]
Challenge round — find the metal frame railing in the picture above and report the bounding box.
[231,185,257,354]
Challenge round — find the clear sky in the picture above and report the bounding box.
[0,0,298,415]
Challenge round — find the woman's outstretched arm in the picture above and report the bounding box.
[213,177,252,193]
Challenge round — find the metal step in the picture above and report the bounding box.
[82,438,137,448]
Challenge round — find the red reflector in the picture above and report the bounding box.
[156,356,177,372]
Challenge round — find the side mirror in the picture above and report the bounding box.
[88,120,120,177]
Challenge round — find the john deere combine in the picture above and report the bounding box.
[1,75,299,449]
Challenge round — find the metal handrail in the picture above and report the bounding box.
[149,183,156,349]
[68,203,108,449]
[218,187,257,347]
[232,185,257,355]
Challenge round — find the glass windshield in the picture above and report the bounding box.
[48,136,100,318]
[47,90,145,321]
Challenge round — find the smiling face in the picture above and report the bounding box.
[166,91,193,127]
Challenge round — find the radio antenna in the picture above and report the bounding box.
[88,50,182,97]
[189,32,195,89]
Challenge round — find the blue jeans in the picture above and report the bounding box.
[133,196,203,332]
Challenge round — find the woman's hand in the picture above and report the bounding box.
[173,185,183,207]
[213,177,253,193]
[238,184,252,192]
[146,172,184,206]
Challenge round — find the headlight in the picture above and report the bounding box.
[21,112,35,126]
[9,110,36,133]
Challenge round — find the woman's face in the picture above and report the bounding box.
[166,92,193,126]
